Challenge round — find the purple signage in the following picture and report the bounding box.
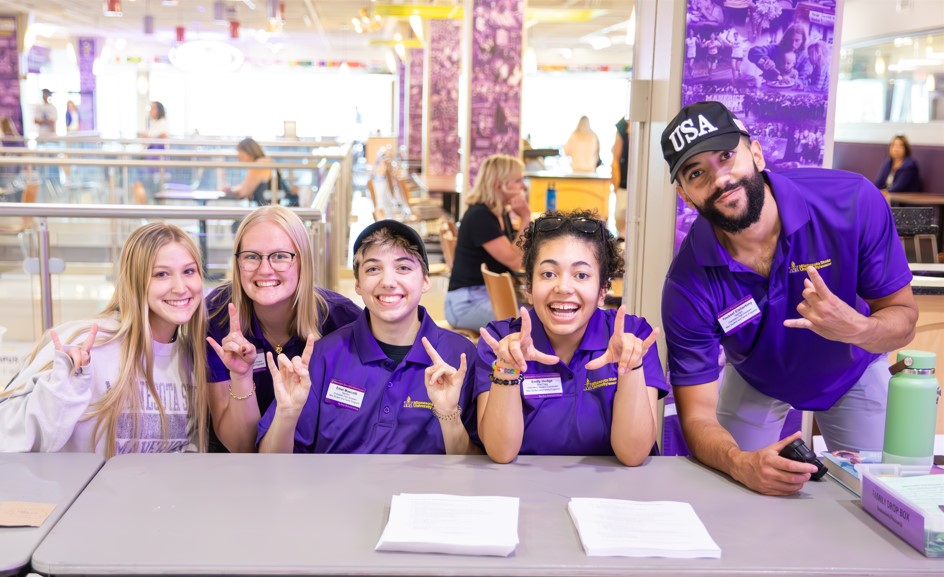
[396,57,406,152]
[407,48,424,162]
[425,20,461,178]
[0,16,22,137]
[467,0,523,186]
[663,0,840,456]
[77,37,97,131]
[27,45,50,74]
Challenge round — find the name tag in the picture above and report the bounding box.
[522,373,563,399]
[325,380,365,411]
[252,350,266,372]
[717,295,761,334]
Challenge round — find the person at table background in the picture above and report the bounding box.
[0,223,209,457]
[223,137,298,207]
[611,116,630,240]
[132,101,169,203]
[204,206,360,452]
[660,101,916,496]
[139,101,168,139]
[474,209,666,466]
[258,220,479,455]
[34,88,57,137]
[563,116,600,173]
[874,134,923,193]
[65,100,80,132]
[445,154,531,332]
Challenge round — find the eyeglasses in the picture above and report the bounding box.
[235,251,296,272]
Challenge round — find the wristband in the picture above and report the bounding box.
[491,361,521,375]
[489,372,523,386]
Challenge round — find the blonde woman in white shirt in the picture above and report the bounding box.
[563,116,601,173]
[0,223,208,457]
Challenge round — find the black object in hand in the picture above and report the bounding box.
[778,439,828,481]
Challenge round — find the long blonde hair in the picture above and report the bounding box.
[464,154,524,213]
[3,223,209,457]
[215,205,327,340]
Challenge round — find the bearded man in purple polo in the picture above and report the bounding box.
[661,101,917,496]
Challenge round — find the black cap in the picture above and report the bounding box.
[353,219,428,269]
[42,89,52,96]
[661,101,750,182]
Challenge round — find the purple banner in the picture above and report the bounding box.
[467,0,523,186]
[425,20,461,178]
[77,37,97,131]
[664,0,840,456]
[407,48,424,162]
[27,45,50,74]
[0,16,22,137]
[396,57,406,153]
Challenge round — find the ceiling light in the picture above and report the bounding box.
[590,36,611,51]
[874,55,886,75]
[395,42,405,59]
[339,61,350,74]
[161,0,178,5]
[385,50,397,74]
[927,74,935,92]
[523,47,537,73]
[409,15,423,43]
[626,8,636,46]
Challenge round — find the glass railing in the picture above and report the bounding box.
[0,201,337,369]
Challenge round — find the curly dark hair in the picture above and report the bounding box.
[518,209,624,292]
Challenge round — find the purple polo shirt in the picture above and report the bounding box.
[474,307,668,456]
[257,306,479,454]
[662,169,912,410]
[205,284,362,415]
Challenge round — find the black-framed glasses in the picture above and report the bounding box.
[235,251,296,272]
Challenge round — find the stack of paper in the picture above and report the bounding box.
[568,498,721,558]
[376,494,520,557]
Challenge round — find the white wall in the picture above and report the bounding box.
[842,0,944,44]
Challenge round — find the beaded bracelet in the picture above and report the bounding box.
[228,382,256,401]
[491,361,521,375]
[489,372,524,386]
[432,406,462,421]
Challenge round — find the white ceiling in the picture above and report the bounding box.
[2,0,636,65]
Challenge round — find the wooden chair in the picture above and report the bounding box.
[366,180,385,222]
[481,263,519,321]
[0,181,38,233]
[439,220,457,273]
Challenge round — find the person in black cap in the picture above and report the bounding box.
[660,101,917,496]
[257,219,481,455]
[35,89,57,137]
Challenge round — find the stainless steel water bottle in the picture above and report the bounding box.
[883,350,940,466]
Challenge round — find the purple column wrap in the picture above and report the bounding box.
[425,19,461,180]
[467,0,523,186]
[407,48,424,163]
[0,16,23,137]
[77,37,97,131]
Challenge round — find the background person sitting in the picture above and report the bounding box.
[875,134,923,193]
[224,138,298,207]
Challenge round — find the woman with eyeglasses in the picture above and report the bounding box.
[204,206,361,452]
[445,154,531,331]
[473,209,667,466]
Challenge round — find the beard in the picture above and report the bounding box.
[695,164,766,233]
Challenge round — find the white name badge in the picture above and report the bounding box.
[717,295,761,334]
[252,350,266,372]
[522,373,563,399]
[325,380,366,411]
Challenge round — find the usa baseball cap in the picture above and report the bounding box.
[353,219,428,268]
[661,101,751,182]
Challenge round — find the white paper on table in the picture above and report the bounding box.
[568,497,721,558]
[376,493,520,557]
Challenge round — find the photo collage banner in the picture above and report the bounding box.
[664,0,840,457]
[0,16,22,138]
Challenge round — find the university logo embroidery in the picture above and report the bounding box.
[402,395,433,410]
[789,259,832,274]
[584,377,618,391]
[668,115,719,152]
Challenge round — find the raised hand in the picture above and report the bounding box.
[267,334,315,415]
[479,307,559,372]
[783,266,862,343]
[50,324,98,376]
[508,190,531,219]
[206,303,256,376]
[733,431,819,496]
[585,305,659,375]
[422,336,467,414]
